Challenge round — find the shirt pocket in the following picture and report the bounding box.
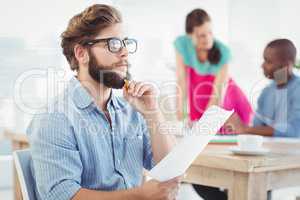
[123,132,144,165]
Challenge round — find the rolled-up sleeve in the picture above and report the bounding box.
[28,113,82,200]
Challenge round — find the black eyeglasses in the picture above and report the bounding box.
[82,37,138,54]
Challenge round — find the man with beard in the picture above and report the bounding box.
[226,39,300,138]
[27,4,180,200]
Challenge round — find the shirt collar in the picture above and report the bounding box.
[274,73,296,89]
[69,76,121,110]
[110,92,121,109]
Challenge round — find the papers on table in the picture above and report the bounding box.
[211,135,238,143]
[148,106,234,181]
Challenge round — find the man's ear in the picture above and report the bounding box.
[74,44,89,66]
[287,62,294,73]
[281,61,294,72]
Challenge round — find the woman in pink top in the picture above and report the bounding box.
[174,8,253,200]
[175,9,253,134]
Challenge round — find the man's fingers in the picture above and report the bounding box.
[127,81,143,96]
[157,178,181,200]
[126,81,154,97]
[160,178,180,188]
[128,80,136,93]
[132,82,144,96]
[161,177,177,185]
[172,175,185,183]
[137,84,152,97]
[163,176,182,184]
[167,184,180,200]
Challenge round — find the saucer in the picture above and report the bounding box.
[229,146,269,156]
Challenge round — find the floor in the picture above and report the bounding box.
[1,184,300,200]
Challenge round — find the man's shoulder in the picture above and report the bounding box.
[290,74,300,96]
[26,109,70,139]
[44,88,76,116]
[27,87,75,130]
[292,74,300,85]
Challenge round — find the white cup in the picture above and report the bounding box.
[237,135,263,150]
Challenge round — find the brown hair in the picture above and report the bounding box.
[61,4,122,71]
[185,9,210,34]
[185,9,221,64]
[266,39,297,65]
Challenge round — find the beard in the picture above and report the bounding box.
[88,51,131,89]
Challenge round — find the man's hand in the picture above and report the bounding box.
[138,177,182,200]
[224,114,275,136]
[123,80,177,164]
[123,81,159,116]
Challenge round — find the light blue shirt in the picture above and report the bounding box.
[253,74,300,137]
[28,77,154,200]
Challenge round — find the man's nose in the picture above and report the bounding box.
[119,46,128,58]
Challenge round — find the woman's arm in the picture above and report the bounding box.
[175,51,187,121]
[206,64,229,108]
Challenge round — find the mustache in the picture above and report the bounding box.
[112,60,129,67]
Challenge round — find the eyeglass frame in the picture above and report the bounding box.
[81,37,138,54]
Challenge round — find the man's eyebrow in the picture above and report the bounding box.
[92,37,113,40]
[94,37,129,40]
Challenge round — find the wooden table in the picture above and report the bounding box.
[5,130,300,200]
[185,142,300,200]
[3,130,29,200]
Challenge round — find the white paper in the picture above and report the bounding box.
[148,106,234,181]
